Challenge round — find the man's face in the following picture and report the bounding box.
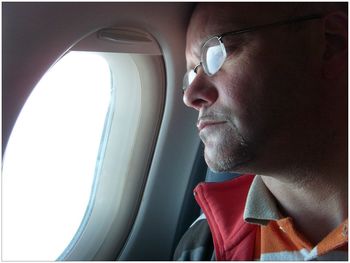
[183,4,323,173]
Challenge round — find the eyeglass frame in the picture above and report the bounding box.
[183,13,323,91]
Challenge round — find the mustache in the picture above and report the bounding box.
[197,110,248,147]
[197,110,231,123]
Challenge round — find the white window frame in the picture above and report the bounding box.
[57,30,165,260]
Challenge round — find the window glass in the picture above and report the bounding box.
[2,51,112,261]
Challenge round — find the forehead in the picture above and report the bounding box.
[185,3,297,64]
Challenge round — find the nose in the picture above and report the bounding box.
[183,74,218,111]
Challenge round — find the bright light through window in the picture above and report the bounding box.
[2,51,112,261]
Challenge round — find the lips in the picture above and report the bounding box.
[197,120,227,131]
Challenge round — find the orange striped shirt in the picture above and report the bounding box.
[244,176,348,260]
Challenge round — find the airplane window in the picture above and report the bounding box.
[2,51,113,261]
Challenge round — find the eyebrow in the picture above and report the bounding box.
[186,39,202,69]
[202,13,323,45]
[220,14,323,41]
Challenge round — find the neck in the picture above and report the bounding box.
[261,158,348,244]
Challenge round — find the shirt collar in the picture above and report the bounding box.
[243,175,282,225]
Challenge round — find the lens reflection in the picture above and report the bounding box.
[206,45,224,74]
[203,38,226,75]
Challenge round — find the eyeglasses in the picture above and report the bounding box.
[182,14,323,91]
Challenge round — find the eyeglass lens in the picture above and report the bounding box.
[183,37,226,91]
[202,37,227,76]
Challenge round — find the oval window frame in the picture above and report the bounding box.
[58,33,165,260]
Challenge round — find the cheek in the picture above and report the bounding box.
[217,62,266,136]
[220,54,265,105]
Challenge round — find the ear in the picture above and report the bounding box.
[322,11,348,79]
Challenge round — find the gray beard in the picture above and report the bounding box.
[200,124,252,173]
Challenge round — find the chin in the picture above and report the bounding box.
[200,124,255,173]
[204,142,252,173]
